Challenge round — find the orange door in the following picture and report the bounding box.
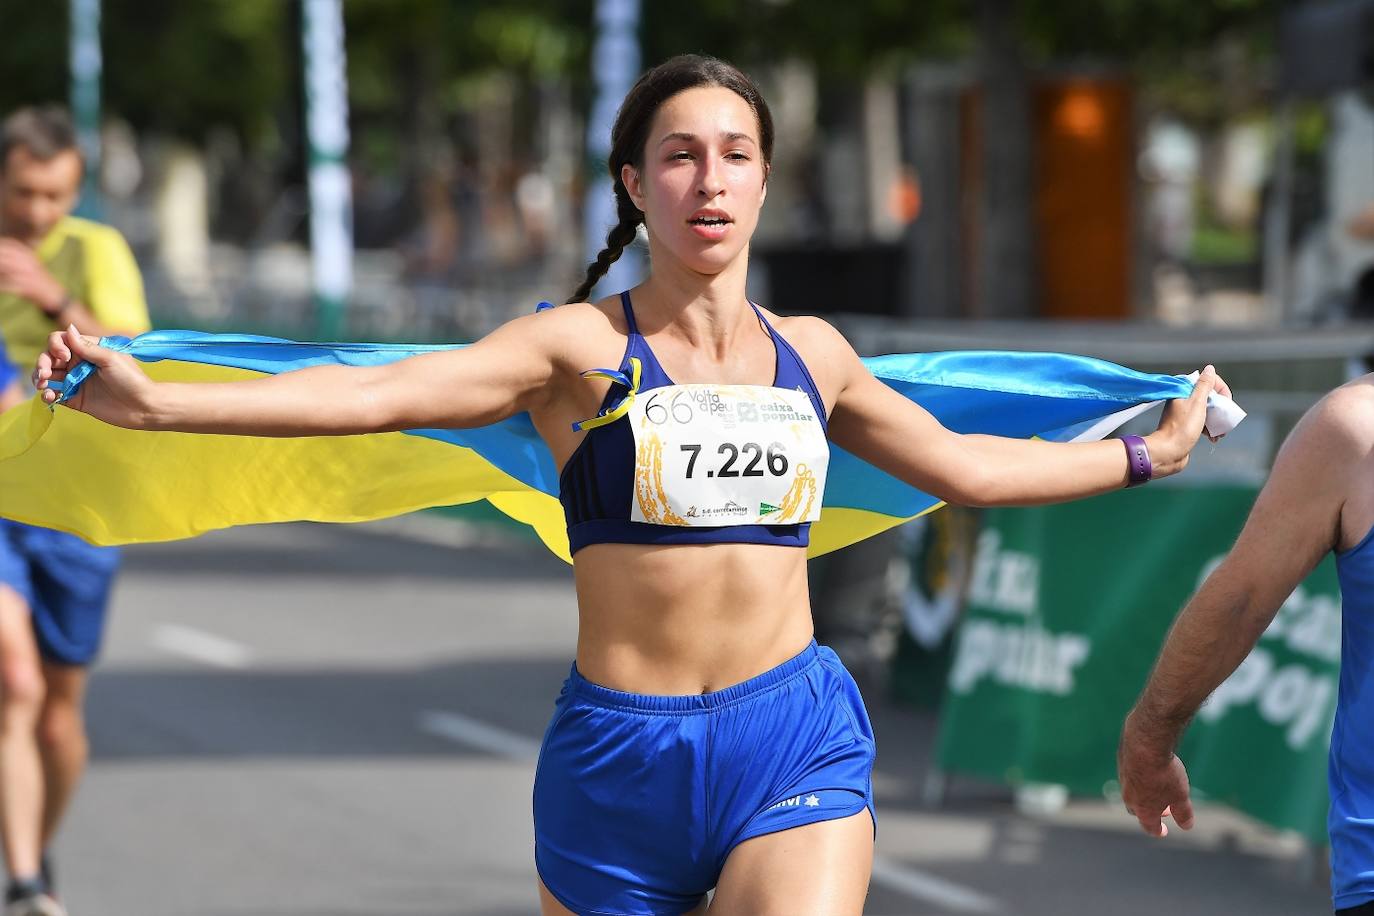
[1034,78,1133,319]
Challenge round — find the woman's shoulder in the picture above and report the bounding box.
[761,309,854,357]
[502,298,620,340]
[758,308,863,401]
[540,297,628,332]
[505,298,632,372]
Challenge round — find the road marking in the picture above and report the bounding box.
[151,625,252,669]
[871,857,1000,913]
[417,710,542,761]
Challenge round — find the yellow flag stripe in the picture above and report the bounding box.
[0,359,924,564]
[0,362,564,549]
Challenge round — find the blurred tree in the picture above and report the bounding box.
[103,0,288,144]
[342,0,592,169]
[644,0,974,78]
[0,0,287,144]
[0,1,594,150]
[1020,0,1281,122]
[0,2,67,112]
[1022,0,1277,60]
[640,0,1277,89]
[0,0,1283,149]
[344,0,590,103]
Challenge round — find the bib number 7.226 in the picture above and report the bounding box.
[679,442,788,478]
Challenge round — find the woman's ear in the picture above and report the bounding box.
[621,163,646,212]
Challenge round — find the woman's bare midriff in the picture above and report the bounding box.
[570,540,815,696]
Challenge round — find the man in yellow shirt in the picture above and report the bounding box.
[0,106,150,916]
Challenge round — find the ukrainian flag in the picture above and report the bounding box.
[0,331,1236,562]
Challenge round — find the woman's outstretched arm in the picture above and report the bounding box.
[815,322,1226,507]
[32,313,565,436]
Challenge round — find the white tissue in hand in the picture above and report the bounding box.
[1204,394,1245,437]
[1184,370,1246,437]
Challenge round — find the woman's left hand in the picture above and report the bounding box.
[1146,366,1232,477]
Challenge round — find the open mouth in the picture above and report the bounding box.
[688,208,733,227]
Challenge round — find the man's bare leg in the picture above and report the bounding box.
[36,662,88,851]
[0,585,46,882]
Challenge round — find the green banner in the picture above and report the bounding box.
[936,485,1338,842]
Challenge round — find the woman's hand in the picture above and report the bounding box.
[32,325,158,429]
[1145,366,1231,477]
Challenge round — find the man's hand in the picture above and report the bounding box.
[1118,714,1196,838]
[0,238,65,315]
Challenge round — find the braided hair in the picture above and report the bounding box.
[567,54,775,304]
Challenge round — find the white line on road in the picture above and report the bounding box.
[871,856,1001,913]
[151,624,253,669]
[418,709,542,761]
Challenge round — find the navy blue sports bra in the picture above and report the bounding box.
[558,291,829,555]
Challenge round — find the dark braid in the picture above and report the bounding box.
[566,54,774,304]
[567,189,643,304]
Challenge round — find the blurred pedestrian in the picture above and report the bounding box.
[0,105,150,916]
[1118,376,1374,914]
[35,57,1224,915]
[0,344,20,414]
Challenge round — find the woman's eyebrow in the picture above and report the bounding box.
[657,130,758,147]
[658,131,698,146]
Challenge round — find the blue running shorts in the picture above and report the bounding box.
[534,640,875,915]
[0,520,119,666]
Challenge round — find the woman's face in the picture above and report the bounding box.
[623,85,767,276]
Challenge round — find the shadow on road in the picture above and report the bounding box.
[121,523,573,584]
[88,653,572,761]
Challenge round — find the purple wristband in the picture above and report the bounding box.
[1121,435,1152,487]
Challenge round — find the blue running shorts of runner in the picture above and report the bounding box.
[534,640,876,915]
[0,519,119,666]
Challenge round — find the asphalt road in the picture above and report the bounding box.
[44,520,1331,915]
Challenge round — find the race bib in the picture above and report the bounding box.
[628,384,829,527]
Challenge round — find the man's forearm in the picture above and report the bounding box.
[1128,568,1275,750]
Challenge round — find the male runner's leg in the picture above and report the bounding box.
[10,522,119,908]
[21,526,118,862]
[0,583,47,884]
[36,662,88,852]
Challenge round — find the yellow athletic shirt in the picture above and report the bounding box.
[0,215,151,372]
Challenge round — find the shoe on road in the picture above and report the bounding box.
[3,891,67,916]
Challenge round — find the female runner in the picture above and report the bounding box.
[33,55,1225,916]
